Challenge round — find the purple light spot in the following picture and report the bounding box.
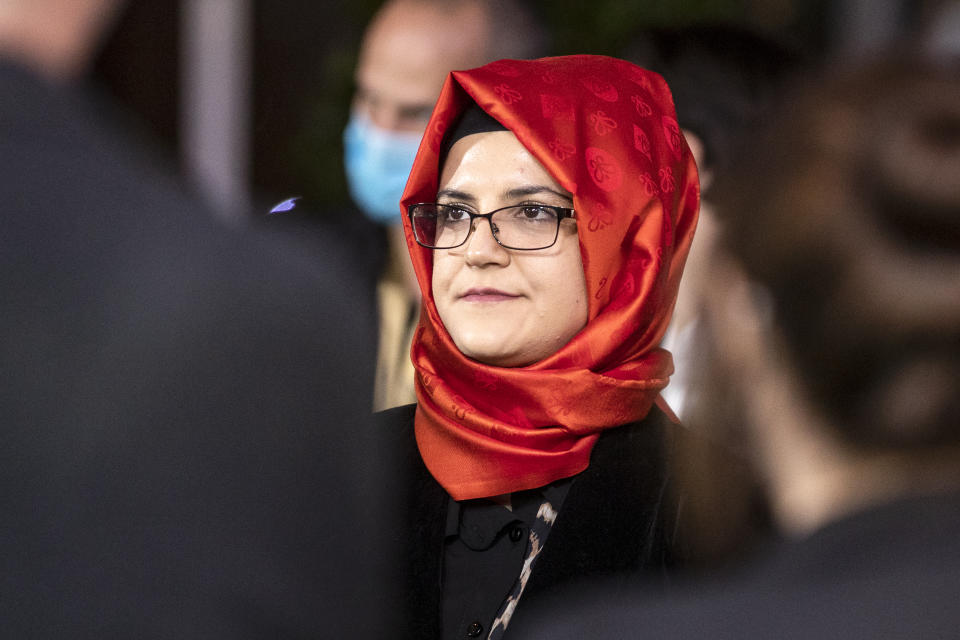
[269,197,301,214]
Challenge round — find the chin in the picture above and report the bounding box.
[454,335,525,368]
[460,347,518,367]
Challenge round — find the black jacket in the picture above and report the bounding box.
[376,403,686,638]
[1,58,384,638]
[512,491,960,639]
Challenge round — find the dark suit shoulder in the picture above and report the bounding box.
[373,402,446,639]
[527,407,683,597]
[374,403,418,455]
[374,402,417,427]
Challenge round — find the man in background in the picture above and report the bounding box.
[343,0,547,410]
[1,1,386,636]
[624,25,802,420]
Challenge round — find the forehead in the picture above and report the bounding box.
[355,2,490,107]
[439,131,568,198]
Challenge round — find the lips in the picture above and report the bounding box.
[459,287,521,302]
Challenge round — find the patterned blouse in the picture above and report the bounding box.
[441,481,571,639]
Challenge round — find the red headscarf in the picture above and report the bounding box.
[400,55,699,500]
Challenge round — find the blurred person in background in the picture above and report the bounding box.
[512,52,960,638]
[622,25,804,565]
[624,24,803,420]
[1,0,386,636]
[275,0,547,411]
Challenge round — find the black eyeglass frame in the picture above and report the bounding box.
[407,203,577,251]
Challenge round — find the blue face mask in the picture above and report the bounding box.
[343,113,423,225]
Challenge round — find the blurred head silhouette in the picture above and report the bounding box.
[699,54,960,534]
[0,0,124,80]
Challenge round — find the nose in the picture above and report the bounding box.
[368,103,402,132]
[354,94,403,132]
[464,217,509,267]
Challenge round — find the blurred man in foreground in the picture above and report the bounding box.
[513,53,960,638]
[1,1,385,636]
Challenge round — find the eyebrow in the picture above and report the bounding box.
[436,185,573,205]
[505,186,573,204]
[436,188,476,203]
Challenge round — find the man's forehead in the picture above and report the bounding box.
[357,1,490,85]
[354,54,447,110]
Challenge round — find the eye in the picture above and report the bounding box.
[515,205,559,221]
[396,104,435,126]
[440,205,472,222]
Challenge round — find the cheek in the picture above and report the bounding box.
[560,264,589,335]
[561,239,588,311]
[565,244,589,331]
[538,243,589,341]
[431,253,455,323]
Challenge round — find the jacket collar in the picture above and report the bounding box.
[389,403,681,637]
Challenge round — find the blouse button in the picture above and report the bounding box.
[467,621,483,637]
[509,525,524,542]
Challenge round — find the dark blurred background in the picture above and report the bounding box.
[91,0,949,218]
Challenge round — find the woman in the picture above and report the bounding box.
[379,55,699,638]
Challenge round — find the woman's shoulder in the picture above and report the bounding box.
[592,404,678,460]
[373,402,417,427]
[373,403,421,461]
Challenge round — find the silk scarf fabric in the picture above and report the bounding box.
[400,55,699,500]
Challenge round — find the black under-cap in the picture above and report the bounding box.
[439,102,509,164]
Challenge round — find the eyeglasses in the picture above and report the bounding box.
[408,203,576,251]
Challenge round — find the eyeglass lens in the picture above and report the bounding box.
[412,205,564,250]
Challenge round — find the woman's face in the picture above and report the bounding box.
[431,130,588,367]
